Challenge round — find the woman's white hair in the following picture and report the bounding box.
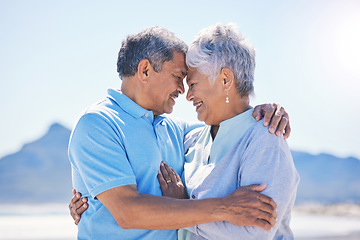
[186,23,255,96]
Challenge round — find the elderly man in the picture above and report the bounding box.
[68,26,290,239]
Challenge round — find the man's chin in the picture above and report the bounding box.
[164,108,174,114]
[165,102,175,114]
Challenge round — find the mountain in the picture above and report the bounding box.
[292,151,360,204]
[0,123,359,205]
[0,123,72,203]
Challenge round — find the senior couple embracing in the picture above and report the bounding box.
[68,23,299,240]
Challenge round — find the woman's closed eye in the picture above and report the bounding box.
[189,83,196,88]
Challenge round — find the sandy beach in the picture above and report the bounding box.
[1,204,360,240]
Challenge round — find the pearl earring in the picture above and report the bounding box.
[226,91,229,103]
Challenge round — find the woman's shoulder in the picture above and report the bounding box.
[243,120,288,149]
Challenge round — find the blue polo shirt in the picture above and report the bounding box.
[69,89,202,240]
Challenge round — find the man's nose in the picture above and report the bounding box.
[177,81,185,94]
[186,89,193,102]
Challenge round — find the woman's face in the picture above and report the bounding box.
[186,67,225,125]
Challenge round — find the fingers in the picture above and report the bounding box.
[252,105,263,122]
[158,161,176,196]
[245,194,277,229]
[251,207,277,229]
[69,190,81,210]
[262,103,276,128]
[75,197,88,214]
[69,191,88,225]
[174,169,182,183]
[226,186,278,230]
[70,191,81,222]
[283,119,291,140]
[257,103,291,140]
[274,114,289,137]
[160,161,179,184]
[268,104,284,134]
[243,183,266,192]
[243,186,277,217]
[163,162,178,183]
[256,193,277,216]
[159,161,171,182]
[157,170,167,190]
[73,198,88,225]
[254,218,275,231]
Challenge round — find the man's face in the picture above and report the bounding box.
[148,51,186,115]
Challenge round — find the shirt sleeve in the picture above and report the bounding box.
[186,126,299,240]
[69,112,137,199]
[183,121,204,136]
[167,116,204,136]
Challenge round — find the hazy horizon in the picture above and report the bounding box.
[1,0,360,159]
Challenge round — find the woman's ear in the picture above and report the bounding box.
[221,68,235,90]
[137,59,152,82]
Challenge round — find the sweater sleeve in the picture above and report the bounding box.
[186,125,299,240]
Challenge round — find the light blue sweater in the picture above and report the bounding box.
[180,109,300,240]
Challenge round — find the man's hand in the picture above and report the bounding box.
[69,189,88,225]
[253,103,291,139]
[157,161,188,199]
[222,183,277,231]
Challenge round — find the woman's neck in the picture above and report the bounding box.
[210,125,219,140]
[210,98,252,140]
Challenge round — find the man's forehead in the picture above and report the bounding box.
[170,51,187,76]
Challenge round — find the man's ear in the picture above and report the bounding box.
[137,59,152,82]
[221,68,235,91]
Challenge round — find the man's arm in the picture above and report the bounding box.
[71,161,277,230]
[97,183,276,230]
[178,103,291,140]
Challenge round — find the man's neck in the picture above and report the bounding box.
[120,77,160,116]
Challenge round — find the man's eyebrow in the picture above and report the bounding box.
[173,70,186,78]
[179,71,186,77]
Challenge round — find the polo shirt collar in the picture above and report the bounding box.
[107,88,154,121]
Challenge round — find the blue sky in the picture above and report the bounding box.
[1,0,360,159]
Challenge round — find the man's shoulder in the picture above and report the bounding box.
[70,98,123,135]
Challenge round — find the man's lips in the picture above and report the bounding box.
[194,101,203,111]
[170,92,179,101]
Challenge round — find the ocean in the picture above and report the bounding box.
[0,204,359,240]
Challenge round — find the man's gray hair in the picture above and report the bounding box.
[186,23,255,96]
[117,26,188,78]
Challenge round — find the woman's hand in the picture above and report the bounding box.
[157,161,188,199]
[253,103,291,139]
[69,189,88,225]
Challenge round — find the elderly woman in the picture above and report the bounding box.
[158,23,299,240]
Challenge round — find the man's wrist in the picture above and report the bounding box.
[208,197,230,222]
